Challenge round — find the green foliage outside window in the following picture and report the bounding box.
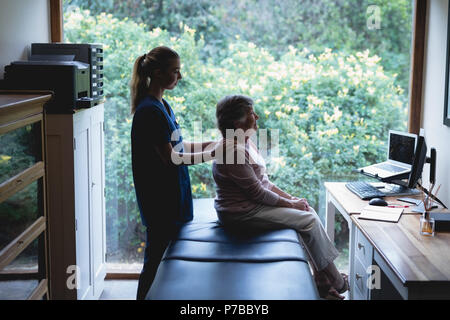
[63,7,408,262]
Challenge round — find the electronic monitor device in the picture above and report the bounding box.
[386,134,445,205]
[379,134,427,195]
[358,130,417,179]
[407,135,428,188]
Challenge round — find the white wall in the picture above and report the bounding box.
[421,0,450,206]
[0,0,51,80]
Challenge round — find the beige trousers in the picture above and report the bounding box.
[217,205,339,271]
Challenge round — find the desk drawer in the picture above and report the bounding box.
[352,281,366,300]
[353,256,369,299]
[355,228,373,268]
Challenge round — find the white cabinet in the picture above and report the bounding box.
[46,104,106,300]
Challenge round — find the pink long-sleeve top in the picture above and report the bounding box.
[212,139,280,214]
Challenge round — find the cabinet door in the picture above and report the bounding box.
[73,114,93,300]
[90,104,106,299]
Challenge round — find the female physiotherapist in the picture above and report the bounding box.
[130,46,217,299]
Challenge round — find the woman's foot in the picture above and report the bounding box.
[316,263,349,299]
[322,263,349,294]
[336,273,349,294]
[314,270,346,300]
[325,287,345,300]
[324,273,349,300]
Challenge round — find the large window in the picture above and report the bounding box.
[63,0,413,273]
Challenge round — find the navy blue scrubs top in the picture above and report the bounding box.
[131,95,193,229]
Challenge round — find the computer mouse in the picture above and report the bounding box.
[369,198,388,206]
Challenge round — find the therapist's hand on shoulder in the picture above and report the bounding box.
[201,139,222,160]
[208,139,227,159]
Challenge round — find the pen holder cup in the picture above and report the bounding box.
[420,213,435,237]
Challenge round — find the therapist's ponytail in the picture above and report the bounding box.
[130,46,179,114]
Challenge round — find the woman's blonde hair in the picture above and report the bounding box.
[130,46,179,114]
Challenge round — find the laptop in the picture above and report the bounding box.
[358,130,417,179]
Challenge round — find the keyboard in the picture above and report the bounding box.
[345,181,386,200]
[373,163,406,173]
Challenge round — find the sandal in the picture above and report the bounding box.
[336,273,349,294]
[314,271,349,300]
[325,287,345,300]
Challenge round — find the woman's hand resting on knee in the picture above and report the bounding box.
[291,198,310,211]
[277,196,310,211]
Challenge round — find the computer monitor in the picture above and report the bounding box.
[388,130,417,166]
[406,135,446,208]
[383,134,426,191]
[380,134,444,205]
[407,135,427,188]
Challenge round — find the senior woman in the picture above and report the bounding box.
[212,95,349,300]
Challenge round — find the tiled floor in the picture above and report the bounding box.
[0,280,39,300]
[100,280,138,300]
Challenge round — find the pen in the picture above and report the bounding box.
[387,205,410,208]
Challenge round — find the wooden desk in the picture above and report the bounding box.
[325,182,450,300]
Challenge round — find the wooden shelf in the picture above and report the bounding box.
[0,91,51,300]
